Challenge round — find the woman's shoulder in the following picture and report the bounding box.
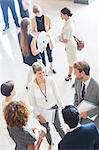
[28,79,37,88]
[46,76,55,84]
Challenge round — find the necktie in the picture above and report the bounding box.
[82,82,85,100]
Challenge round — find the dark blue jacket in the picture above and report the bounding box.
[58,123,99,150]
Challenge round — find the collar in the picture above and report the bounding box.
[66,123,81,133]
[83,76,91,89]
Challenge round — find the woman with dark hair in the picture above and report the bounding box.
[0,80,15,106]
[18,18,46,87]
[3,101,45,150]
[59,7,77,81]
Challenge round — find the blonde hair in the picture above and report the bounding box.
[33,4,42,14]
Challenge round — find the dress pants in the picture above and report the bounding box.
[41,105,65,145]
[41,44,53,66]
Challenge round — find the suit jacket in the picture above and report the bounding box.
[31,15,54,49]
[58,123,99,150]
[74,78,99,128]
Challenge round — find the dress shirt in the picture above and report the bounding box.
[66,123,81,133]
[28,77,64,115]
[84,76,91,91]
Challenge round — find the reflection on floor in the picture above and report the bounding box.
[0,0,99,149]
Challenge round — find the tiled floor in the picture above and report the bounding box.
[0,0,99,149]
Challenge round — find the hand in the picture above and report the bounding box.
[35,32,40,37]
[59,35,68,43]
[35,130,45,150]
[40,43,47,53]
[38,115,46,124]
[80,112,88,119]
[39,130,45,139]
[32,128,37,133]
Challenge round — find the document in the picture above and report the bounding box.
[87,115,98,121]
[41,109,56,123]
[24,115,46,139]
[77,100,97,113]
[37,31,50,49]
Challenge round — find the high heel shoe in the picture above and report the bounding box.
[65,74,72,81]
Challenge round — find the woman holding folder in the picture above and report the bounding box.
[28,62,65,150]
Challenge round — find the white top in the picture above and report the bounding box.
[66,123,81,133]
[28,77,64,115]
[61,18,77,49]
[60,18,77,65]
[84,77,91,91]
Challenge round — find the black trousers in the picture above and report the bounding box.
[41,44,53,66]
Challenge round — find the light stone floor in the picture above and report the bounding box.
[0,0,99,149]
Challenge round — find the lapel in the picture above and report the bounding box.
[84,78,93,99]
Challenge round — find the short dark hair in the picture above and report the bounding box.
[61,7,72,17]
[3,101,29,128]
[62,105,79,128]
[1,81,14,97]
[73,61,90,75]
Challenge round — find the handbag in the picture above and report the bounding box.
[74,36,84,51]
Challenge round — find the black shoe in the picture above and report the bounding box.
[52,69,56,74]
[3,25,9,31]
[26,86,28,90]
[65,74,72,81]
[72,83,75,88]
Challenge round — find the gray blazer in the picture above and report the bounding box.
[74,78,99,129]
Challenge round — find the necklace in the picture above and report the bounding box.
[36,78,47,102]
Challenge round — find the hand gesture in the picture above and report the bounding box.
[38,115,46,124]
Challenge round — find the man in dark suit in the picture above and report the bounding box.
[1,0,20,31]
[73,61,99,129]
[58,105,99,150]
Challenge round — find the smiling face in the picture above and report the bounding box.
[35,70,45,81]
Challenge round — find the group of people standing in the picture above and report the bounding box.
[0,2,99,150]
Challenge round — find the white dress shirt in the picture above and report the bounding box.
[82,77,91,92]
[28,77,64,116]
